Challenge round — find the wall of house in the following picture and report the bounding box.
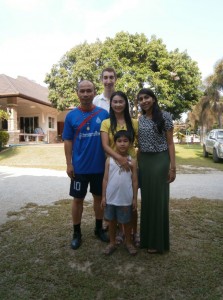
[8,131,20,144]
[47,130,57,143]
[1,95,66,145]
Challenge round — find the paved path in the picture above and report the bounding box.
[0,166,223,225]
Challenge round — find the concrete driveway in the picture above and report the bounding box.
[0,166,223,225]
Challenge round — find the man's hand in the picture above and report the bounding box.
[66,164,75,179]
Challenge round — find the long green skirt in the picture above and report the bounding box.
[139,151,170,253]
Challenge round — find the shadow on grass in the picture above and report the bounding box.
[0,147,20,160]
[0,199,222,300]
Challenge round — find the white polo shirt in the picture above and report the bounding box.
[93,93,110,112]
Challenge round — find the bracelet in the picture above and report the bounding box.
[170,168,176,171]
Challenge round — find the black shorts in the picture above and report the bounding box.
[69,173,104,199]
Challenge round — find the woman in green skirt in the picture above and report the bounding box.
[137,88,176,254]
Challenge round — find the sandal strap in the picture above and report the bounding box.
[126,244,137,255]
[103,244,117,255]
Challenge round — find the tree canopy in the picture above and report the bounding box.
[45,31,202,119]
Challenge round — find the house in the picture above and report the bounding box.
[0,74,70,145]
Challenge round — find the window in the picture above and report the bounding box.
[1,119,8,130]
[20,117,38,133]
[48,117,55,129]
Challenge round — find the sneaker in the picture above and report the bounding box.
[94,228,109,243]
[71,232,82,250]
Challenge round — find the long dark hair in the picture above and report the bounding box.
[137,88,165,134]
[109,91,135,141]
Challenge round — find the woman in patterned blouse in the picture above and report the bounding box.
[137,88,176,254]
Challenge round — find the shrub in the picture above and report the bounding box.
[0,130,9,149]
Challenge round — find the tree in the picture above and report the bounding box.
[0,110,9,121]
[187,95,216,142]
[204,58,223,128]
[187,58,223,144]
[45,32,202,119]
[0,110,9,150]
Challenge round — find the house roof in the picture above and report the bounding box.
[0,74,51,106]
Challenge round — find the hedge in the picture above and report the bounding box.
[0,131,9,149]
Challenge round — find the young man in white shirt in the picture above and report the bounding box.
[93,67,117,112]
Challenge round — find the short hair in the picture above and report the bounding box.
[101,67,117,79]
[77,80,95,91]
[114,130,133,143]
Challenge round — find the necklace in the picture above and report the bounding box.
[114,156,131,174]
[79,105,95,131]
[116,117,126,129]
[118,121,126,129]
[114,159,124,175]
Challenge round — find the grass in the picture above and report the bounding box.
[0,143,223,299]
[175,144,223,172]
[0,199,222,300]
[0,143,223,172]
[0,145,66,170]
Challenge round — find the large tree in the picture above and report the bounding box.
[45,32,202,119]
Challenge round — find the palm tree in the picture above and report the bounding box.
[187,58,223,142]
[187,95,216,142]
[205,59,223,128]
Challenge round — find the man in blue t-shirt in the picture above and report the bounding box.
[63,80,109,250]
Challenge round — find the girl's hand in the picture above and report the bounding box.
[167,169,176,183]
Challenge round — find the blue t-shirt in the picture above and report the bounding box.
[62,106,109,174]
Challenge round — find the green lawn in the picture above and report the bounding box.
[0,143,223,172]
[1,199,222,300]
[0,143,223,299]
[175,144,223,171]
[0,144,66,170]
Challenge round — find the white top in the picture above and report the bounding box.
[93,93,110,112]
[106,157,133,206]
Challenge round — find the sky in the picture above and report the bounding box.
[0,0,223,87]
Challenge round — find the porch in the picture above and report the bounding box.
[19,133,47,143]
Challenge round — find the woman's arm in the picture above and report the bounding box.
[131,159,138,210]
[166,128,176,183]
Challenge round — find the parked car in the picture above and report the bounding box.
[203,129,223,162]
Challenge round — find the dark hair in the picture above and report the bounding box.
[109,91,135,141]
[137,88,164,134]
[101,67,117,79]
[114,130,133,143]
